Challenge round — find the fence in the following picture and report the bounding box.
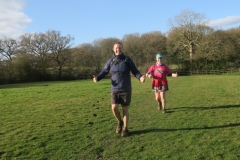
[0,69,239,84]
[76,69,239,79]
[172,69,240,76]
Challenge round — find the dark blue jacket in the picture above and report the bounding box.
[96,53,142,91]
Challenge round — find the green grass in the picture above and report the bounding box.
[0,75,240,160]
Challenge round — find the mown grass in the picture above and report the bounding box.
[0,75,240,160]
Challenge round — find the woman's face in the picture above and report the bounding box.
[156,57,162,63]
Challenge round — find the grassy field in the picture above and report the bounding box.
[0,75,240,160]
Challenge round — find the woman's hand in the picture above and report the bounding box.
[145,73,152,78]
[172,72,178,78]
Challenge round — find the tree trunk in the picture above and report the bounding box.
[189,44,193,74]
[58,65,62,80]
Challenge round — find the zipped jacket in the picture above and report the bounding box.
[96,53,142,91]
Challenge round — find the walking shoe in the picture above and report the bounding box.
[121,129,129,137]
[162,109,166,114]
[116,120,123,133]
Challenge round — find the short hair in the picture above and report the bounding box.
[113,41,123,48]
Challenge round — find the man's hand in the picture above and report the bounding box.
[172,72,178,78]
[140,75,145,83]
[93,75,98,83]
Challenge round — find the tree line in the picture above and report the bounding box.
[0,10,240,84]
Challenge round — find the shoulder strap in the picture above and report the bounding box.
[109,56,115,69]
[124,56,130,69]
[110,56,129,69]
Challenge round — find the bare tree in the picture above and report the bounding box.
[0,37,18,62]
[166,28,189,70]
[19,32,52,75]
[99,38,120,63]
[122,33,142,66]
[141,31,167,64]
[47,30,74,79]
[168,10,209,71]
[222,27,240,68]
[72,43,100,78]
[194,30,222,71]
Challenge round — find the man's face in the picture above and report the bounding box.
[113,44,123,55]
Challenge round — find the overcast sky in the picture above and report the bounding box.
[1,0,240,46]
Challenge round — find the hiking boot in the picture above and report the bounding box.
[121,129,129,137]
[116,120,123,133]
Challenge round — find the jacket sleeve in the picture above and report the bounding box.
[96,58,112,81]
[128,57,142,80]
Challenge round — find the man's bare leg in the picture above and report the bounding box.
[121,105,129,137]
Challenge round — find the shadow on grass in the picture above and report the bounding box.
[131,123,240,135]
[171,104,240,110]
[0,83,50,89]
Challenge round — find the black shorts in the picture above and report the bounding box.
[111,90,132,106]
[153,85,169,92]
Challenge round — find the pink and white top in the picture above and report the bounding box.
[147,63,172,89]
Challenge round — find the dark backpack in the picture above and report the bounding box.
[109,56,130,69]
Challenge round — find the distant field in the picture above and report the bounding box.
[0,75,240,159]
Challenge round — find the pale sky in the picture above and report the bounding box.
[1,0,240,47]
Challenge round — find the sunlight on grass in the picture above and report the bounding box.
[0,76,240,159]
